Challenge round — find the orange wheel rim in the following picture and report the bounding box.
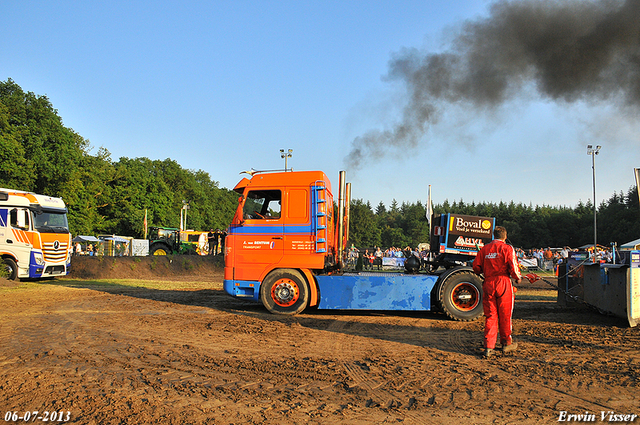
[450,282,480,311]
[271,278,300,307]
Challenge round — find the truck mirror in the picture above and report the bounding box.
[18,210,27,229]
[231,196,246,225]
[10,209,28,230]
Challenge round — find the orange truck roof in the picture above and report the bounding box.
[234,171,333,193]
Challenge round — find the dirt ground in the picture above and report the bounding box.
[0,256,638,424]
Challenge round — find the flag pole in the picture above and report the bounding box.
[426,185,433,235]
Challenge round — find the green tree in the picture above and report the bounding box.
[0,78,96,232]
[348,199,381,248]
[0,101,31,188]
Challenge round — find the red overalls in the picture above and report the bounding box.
[473,239,521,349]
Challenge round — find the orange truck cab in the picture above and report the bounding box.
[224,170,493,321]
[224,170,335,314]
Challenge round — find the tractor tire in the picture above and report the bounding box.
[438,271,483,321]
[2,257,19,281]
[260,269,309,315]
[150,244,171,256]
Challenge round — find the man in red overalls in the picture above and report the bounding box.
[473,226,521,358]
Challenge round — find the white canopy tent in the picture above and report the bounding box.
[72,235,99,242]
[620,238,640,251]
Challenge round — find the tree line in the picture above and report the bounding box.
[0,79,238,236]
[1,78,639,249]
[348,190,640,250]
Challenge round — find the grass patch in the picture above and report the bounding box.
[516,289,556,301]
[0,280,53,292]
[1,278,222,292]
[526,269,556,278]
[57,278,221,291]
[181,258,194,271]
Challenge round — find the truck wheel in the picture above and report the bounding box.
[2,258,18,281]
[150,244,170,255]
[260,269,309,315]
[439,272,483,321]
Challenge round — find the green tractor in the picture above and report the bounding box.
[148,226,199,255]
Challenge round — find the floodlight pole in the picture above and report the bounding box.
[280,149,293,171]
[181,200,190,231]
[587,145,601,263]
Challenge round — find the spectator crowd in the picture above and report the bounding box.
[346,244,618,272]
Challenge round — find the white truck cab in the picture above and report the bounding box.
[0,189,71,280]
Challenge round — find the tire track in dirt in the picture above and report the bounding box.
[407,320,499,414]
[2,304,235,421]
[516,319,640,410]
[410,314,639,417]
[482,357,619,414]
[35,297,357,423]
[325,318,439,424]
[319,314,534,421]
[456,339,630,416]
[355,315,633,420]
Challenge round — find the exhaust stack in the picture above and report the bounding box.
[345,182,351,250]
[337,171,346,268]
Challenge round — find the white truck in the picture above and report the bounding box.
[0,188,72,280]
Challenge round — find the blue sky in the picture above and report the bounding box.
[2,0,639,210]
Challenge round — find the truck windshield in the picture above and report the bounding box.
[33,209,70,233]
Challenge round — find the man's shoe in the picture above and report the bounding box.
[483,348,495,358]
[502,341,518,354]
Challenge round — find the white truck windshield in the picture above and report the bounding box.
[33,209,69,233]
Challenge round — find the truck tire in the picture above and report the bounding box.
[150,244,170,255]
[260,269,309,315]
[2,257,18,281]
[439,271,483,321]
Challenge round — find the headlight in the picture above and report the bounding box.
[34,252,45,265]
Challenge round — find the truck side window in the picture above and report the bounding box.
[243,190,281,220]
[10,208,29,230]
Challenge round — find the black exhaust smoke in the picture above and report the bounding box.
[346,0,640,169]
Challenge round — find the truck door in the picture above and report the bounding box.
[282,187,314,257]
[1,208,33,276]
[233,189,284,281]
